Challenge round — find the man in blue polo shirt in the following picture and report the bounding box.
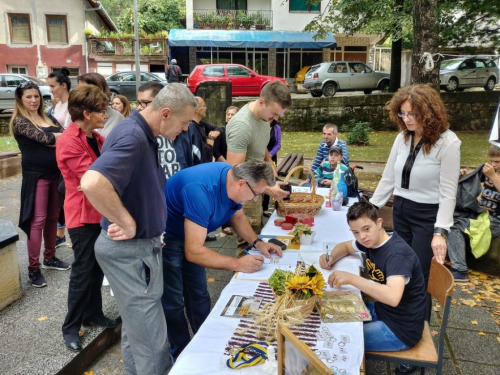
[81,84,197,375]
[162,161,283,360]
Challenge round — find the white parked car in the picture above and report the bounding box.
[303,61,390,97]
[440,57,499,92]
[0,74,52,113]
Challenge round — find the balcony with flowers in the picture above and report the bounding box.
[193,9,273,30]
[85,29,168,59]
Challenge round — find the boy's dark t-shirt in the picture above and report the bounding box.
[354,231,426,347]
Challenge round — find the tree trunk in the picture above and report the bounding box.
[412,0,440,89]
[389,38,402,92]
[389,0,403,92]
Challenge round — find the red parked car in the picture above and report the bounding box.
[186,64,288,96]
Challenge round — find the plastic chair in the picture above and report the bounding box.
[365,259,454,375]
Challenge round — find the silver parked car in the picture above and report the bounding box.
[440,57,499,92]
[303,61,390,98]
[105,71,168,101]
[0,74,53,113]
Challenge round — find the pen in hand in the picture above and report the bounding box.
[326,245,329,263]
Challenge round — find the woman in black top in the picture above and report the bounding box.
[9,81,70,288]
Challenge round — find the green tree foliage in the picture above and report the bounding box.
[100,0,184,33]
[439,1,500,48]
[302,0,500,49]
[117,0,183,33]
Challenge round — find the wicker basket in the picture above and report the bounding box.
[276,165,324,217]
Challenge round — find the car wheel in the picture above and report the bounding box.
[378,80,389,92]
[444,77,458,92]
[322,83,337,97]
[485,77,496,91]
[363,90,373,95]
[311,91,322,98]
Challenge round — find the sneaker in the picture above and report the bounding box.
[55,235,66,248]
[395,364,418,374]
[28,269,47,288]
[451,268,469,283]
[42,256,71,271]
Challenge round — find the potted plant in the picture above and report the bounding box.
[240,12,254,29]
[291,222,315,245]
[84,28,94,39]
[254,11,264,30]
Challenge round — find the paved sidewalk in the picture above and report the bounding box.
[1,175,499,374]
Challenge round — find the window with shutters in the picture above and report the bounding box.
[8,14,32,43]
[46,15,68,44]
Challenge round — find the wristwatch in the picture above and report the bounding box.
[252,238,263,248]
[434,227,448,240]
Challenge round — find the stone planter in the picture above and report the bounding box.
[0,220,22,311]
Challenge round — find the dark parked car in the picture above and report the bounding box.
[186,64,288,96]
[105,71,168,101]
[0,74,52,113]
[304,61,390,97]
[440,57,499,92]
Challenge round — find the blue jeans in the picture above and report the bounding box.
[363,303,410,351]
[161,236,211,359]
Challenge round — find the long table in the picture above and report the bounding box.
[170,189,364,374]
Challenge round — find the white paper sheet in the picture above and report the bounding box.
[235,251,299,280]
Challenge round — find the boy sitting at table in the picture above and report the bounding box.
[319,201,426,352]
[314,145,348,188]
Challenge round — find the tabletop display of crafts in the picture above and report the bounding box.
[237,264,325,341]
[291,222,315,245]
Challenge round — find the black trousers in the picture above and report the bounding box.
[62,224,104,342]
[392,196,438,321]
[262,154,278,211]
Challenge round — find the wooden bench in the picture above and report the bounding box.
[276,153,303,178]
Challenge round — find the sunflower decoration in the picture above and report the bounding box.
[238,263,327,341]
[285,265,326,299]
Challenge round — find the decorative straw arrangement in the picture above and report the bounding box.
[237,264,325,341]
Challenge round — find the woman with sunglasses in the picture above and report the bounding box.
[76,73,124,138]
[9,81,70,288]
[56,85,117,352]
[369,85,460,373]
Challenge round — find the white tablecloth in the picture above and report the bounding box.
[170,189,364,374]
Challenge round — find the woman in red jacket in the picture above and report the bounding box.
[56,85,118,352]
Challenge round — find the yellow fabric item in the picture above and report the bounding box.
[465,211,492,258]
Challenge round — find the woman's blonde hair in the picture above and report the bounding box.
[9,82,57,135]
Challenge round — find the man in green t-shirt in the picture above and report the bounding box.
[226,81,292,256]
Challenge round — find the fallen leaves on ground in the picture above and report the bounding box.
[478,332,486,336]
[431,330,438,337]
[79,329,85,337]
[471,320,478,325]
[207,277,215,283]
[83,372,94,375]
[456,270,500,327]
[37,316,48,321]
